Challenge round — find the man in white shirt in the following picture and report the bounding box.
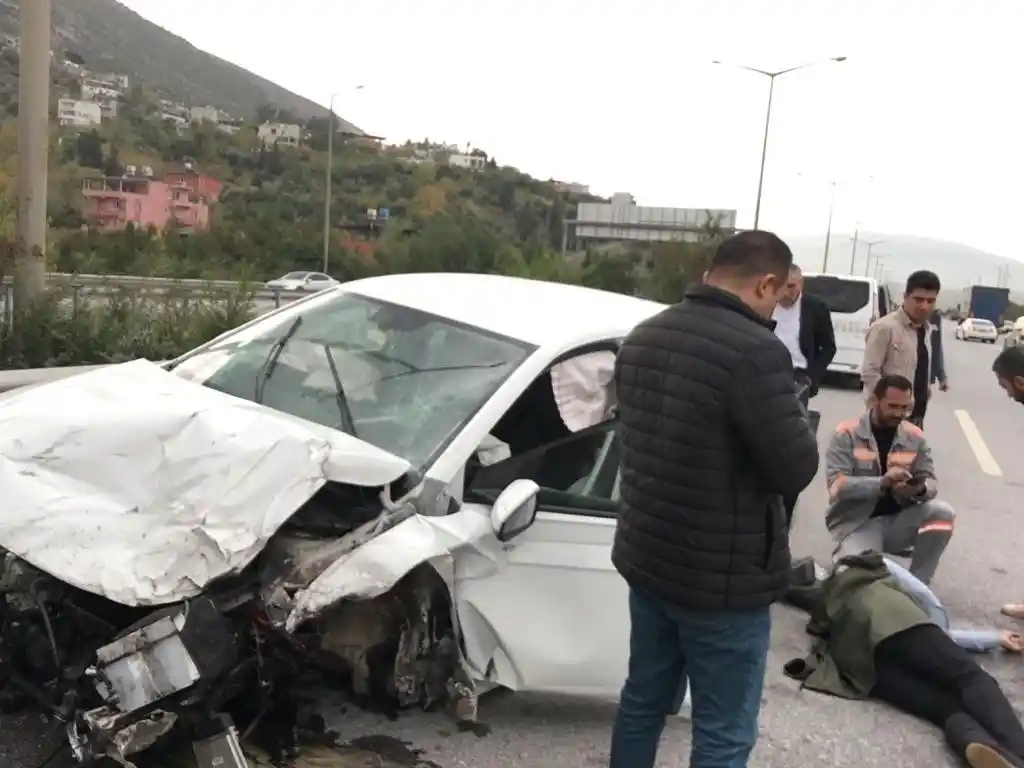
[772,265,837,527]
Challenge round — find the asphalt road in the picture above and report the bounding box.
[4,328,1022,767]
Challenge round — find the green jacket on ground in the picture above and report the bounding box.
[784,552,932,699]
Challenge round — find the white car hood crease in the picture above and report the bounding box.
[0,360,413,607]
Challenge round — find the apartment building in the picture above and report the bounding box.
[81,78,122,102]
[165,165,223,202]
[57,98,102,128]
[81,173,217,233]
[553,181,591,195]
[189,105,220,124]
[257,122,301,147]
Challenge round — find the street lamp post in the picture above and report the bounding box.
[860,240,884,280]
[848,224,860,275]
[822,181,838,272]
[322,85,364,274]
[713,56,846,230]
[872,253,888,282]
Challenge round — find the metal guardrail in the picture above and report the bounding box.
[0,273,309,303]
[0,273,312,322]
[0,275,320,393]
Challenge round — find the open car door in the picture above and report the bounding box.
[453,420,629,697]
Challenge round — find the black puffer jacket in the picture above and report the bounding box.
[613,284,819,611]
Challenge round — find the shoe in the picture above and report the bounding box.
[966,743,1014,768]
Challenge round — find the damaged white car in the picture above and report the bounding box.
[0,273,667,765]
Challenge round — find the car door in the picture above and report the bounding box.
[452,419,629,697]
[304,273,329,292]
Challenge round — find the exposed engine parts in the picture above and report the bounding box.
[0,549,466,765]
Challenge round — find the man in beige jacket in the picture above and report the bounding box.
[861,270,943,427]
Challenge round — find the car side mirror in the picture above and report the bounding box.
[490,479,539,542]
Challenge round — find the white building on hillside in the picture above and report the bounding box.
[189,105,220,123]
[81,77,122,102]
[448,152,486,170]
[57,98,102,128]
[258,122,301,147]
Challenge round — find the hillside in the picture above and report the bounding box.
[0,0,358,127]
[0,82,611,287]
[785,233,1024,307]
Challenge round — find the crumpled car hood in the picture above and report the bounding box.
[0,360,414,607]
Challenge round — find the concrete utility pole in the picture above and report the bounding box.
[13,0,51,312]
[322,85,364,274]
[14,0,51,311]
[322,92,335,274]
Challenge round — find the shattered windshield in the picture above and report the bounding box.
[170,291,533,470]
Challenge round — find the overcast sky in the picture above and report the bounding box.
[119,0,1023,260]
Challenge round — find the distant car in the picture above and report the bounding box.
[1001,320,1015,334]
[1002,318,1024,349]
[266,271,339,292]
[955,317,998,343]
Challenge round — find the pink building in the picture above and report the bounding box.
[81,177,212,232]
[164,166,223,202]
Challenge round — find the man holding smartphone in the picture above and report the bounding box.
[823,374,956,585]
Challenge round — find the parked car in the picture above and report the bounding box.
[266,271,339,292]
[0,273,669,764]
[955,317,999,343]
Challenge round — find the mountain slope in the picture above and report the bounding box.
[0,0,358,127]
[785,233,1023,306]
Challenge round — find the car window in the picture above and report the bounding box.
[307,273,330,282]
[973,319,995,328]
[466,420,621,517]
[169,292,535,471]
[803,277,871,313]
[281,271,309,280]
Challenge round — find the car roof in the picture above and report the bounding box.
[339,272,666,348]
[802,272,876,286]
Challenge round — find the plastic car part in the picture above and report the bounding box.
[192,713,248,768]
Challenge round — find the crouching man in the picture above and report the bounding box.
[825,373,955,585]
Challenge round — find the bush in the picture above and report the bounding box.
[0,287,256,369]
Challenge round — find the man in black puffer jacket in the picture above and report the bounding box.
[608,230,819,768]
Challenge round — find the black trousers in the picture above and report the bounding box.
[909,397,928,428]
[872,625,1024,764]
[783,370,813,529]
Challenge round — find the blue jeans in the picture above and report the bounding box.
[609,587,771,768]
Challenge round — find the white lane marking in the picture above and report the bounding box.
[954,409,1002,477]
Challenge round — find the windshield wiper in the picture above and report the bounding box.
[254,316,304,403]
[323,344,357,436]
[373,360,510,384]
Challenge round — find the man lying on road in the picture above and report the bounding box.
[826,373,955,585]
[785,551,1024,768]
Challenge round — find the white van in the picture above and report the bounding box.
[802,273,894,384]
